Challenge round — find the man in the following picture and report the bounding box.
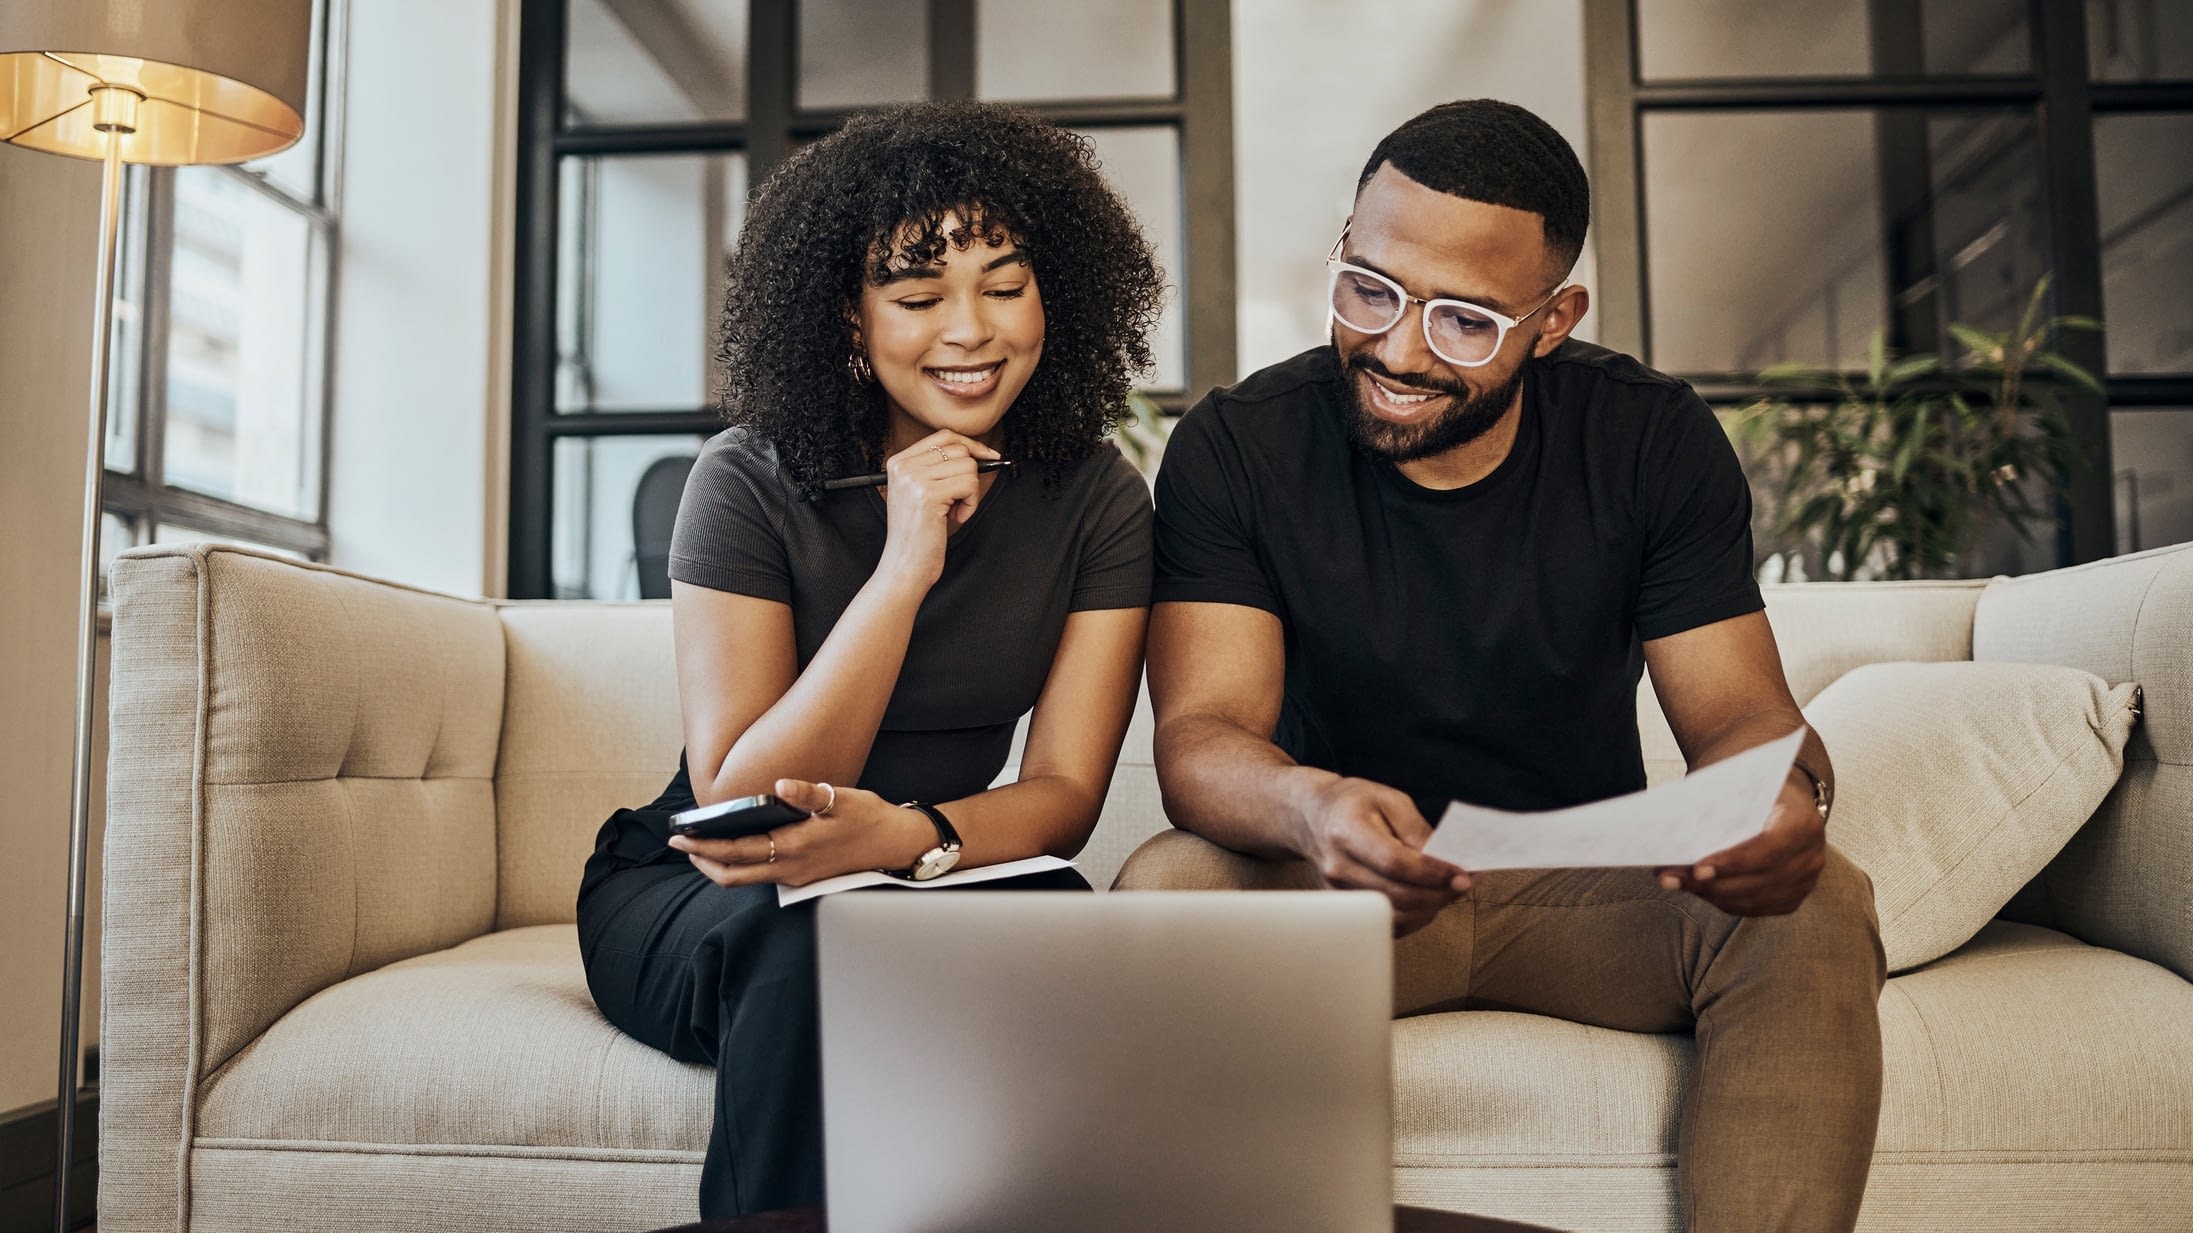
[1142,100,1885,1232]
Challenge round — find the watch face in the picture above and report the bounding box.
[915,848,962,881]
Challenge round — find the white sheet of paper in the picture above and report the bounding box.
[1422,728,1808,871]
[776,855,1075,907]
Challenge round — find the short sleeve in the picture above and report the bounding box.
[667,432,795,602]
[1068,451,1156,612]
[1151,400,1282,614]
[1634,389,1765,641]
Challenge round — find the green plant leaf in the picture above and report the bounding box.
[1866,329,1889,389]
[1947,323,2005,364]
[1757,361,1835,386]
[1883,354,1941,387]
[2032,351,2105,394]
[2018,274,2051,343]
[1891,410,1930,485]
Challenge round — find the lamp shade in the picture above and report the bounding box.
[0,0,310,165]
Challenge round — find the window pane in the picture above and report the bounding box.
[1077,127,1184,390]
[566,0,745,124]
[1637,0,2029,78]
[105,165,149,476]
[1645,111,1887,372]
[245,0,326,203]
[800,0,927,110]
[552,435,709,600]
[1644,110,2048,374]
[557,153,747,412]
[977,0,1174,101]
[2114,411,2193,553]
[2088,0,2193,81]
[165,169,325,520]
[1922,112,2051,342]
[2095,114,2193,375]
[1231,1,1587,373]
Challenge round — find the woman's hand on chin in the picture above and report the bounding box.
[668,778,938,889]
[874,429,1003,591]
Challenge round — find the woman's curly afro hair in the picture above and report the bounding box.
[715,100,1167,496]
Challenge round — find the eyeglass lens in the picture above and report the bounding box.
[1330,266,1504,365]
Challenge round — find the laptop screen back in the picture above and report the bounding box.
[818,890,1392,1233]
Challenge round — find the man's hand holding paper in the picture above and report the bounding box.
[1654,735,1831,918]
[1423,729,1821,916]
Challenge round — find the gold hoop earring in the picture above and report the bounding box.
[848,351,874,385]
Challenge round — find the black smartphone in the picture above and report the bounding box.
[667,793,812,841]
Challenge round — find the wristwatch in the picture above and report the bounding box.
[1790,757,1833,823]
[884,801,963,881]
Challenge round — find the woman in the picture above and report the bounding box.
[576,101,1165,1219]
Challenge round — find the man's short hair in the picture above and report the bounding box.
[1358,99,1590,278]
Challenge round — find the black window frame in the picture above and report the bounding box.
[1584,0,2193,567]
[507,0,1236,600]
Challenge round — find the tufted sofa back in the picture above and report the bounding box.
[494,602,682,927]
[106,542,2193,1002]
[103,545,507,1171]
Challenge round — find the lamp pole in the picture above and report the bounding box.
[1,13,311,1230]
[53,83,136,1233]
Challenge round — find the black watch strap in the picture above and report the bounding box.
[882,801,964,881]
[1790,757,1833,821]
[900,800,962,849]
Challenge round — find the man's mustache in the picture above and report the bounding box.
[1344,352,1470,400]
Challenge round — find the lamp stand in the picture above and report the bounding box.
[54,88,133,1233]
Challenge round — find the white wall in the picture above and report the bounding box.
[327,0,514,596]
[0,142,105,1117]
[1231,0,1595,378]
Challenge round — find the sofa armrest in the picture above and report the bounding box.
[101,547,506,1218]
[1976,541,2193,982]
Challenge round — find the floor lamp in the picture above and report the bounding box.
[0,7,310,1231]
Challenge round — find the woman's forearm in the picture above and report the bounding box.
[938,772,1108,867]
[699,568,927,803]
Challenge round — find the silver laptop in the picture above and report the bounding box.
[817,890,1392,1233]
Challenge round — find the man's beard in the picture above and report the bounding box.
[1338,347,1526,464]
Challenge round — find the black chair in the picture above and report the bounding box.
[632,453,697,600]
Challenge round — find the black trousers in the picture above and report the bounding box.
[577,810,1090,1218]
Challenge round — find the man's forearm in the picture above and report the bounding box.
[1689,706,1834,800]
[1153,712,1337,860]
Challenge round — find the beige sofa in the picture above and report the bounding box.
[101,543,2193,1233]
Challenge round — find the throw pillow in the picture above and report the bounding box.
[1803,660,2139,973]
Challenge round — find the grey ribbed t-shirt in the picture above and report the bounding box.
[665,428,1153,805]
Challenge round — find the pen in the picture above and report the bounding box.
[818,458,1015,492]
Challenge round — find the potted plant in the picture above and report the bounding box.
[1115,389,1172,483]
[1722,277,2102,581]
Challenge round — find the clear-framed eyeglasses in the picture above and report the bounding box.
[1325,228,1567,368]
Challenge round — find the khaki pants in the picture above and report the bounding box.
[1115,831,1887,1233]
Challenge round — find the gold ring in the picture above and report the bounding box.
[815,782,836,816]
[766,834,777,864]
[931,444,949,462]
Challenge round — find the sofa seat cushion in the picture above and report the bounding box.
[1393,921,2193,1167]
[195,925,711,1156]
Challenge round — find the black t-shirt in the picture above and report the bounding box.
[665,427,1155,806]
[582,427,1151,894]
[1152,342,1762,820]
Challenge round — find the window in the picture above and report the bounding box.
[510,0,1236,599]
[100,0,344,575]
[1585,0,2193,568]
